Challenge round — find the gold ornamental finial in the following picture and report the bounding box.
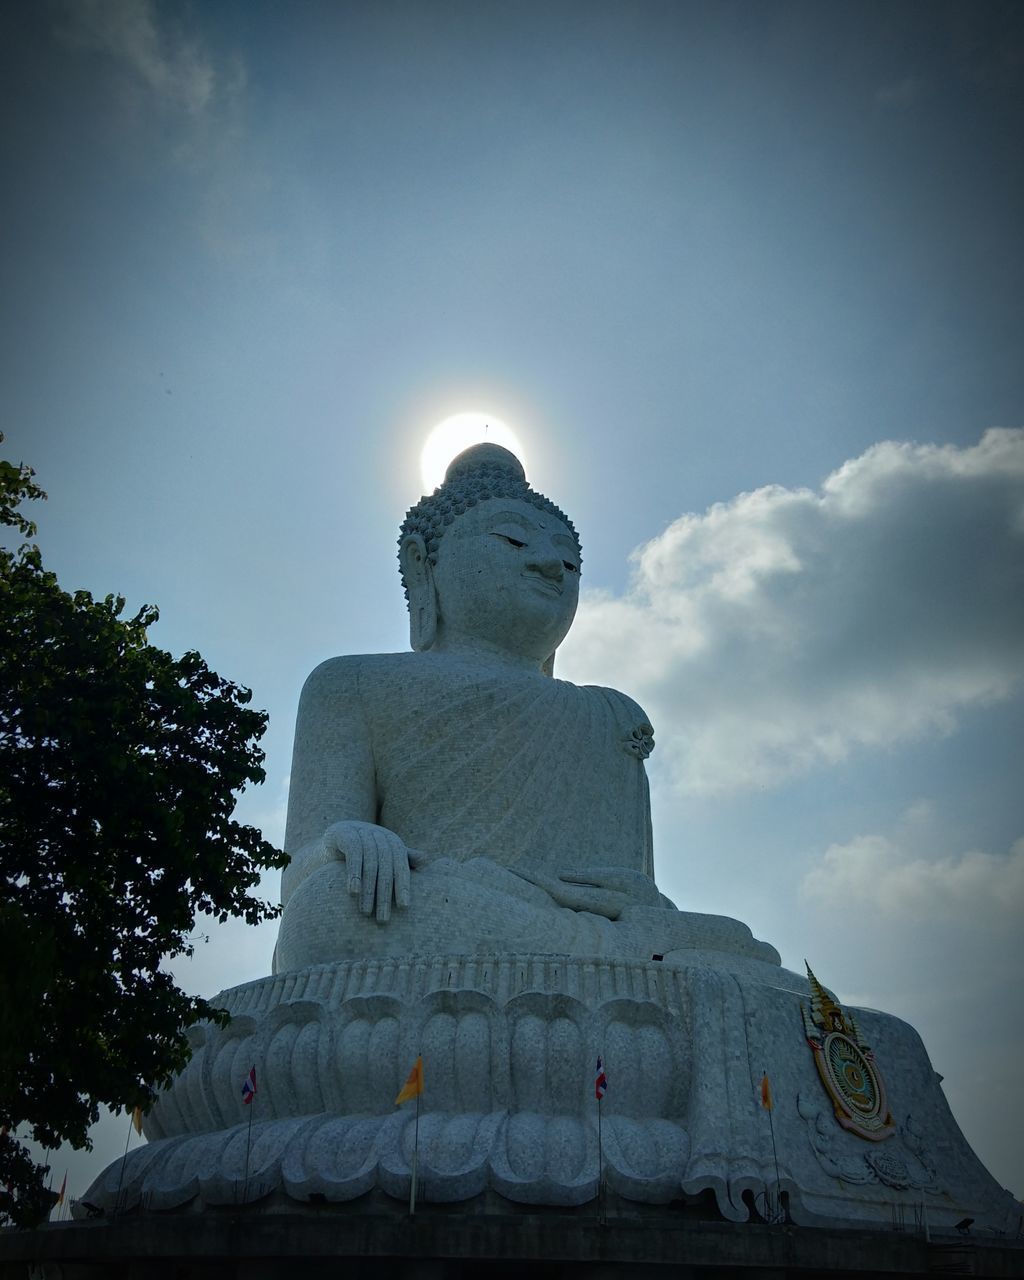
[805,961,848,1034]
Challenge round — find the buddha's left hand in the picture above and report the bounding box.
[510,866,663,919]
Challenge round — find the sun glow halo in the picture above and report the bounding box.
[420,413,523,493]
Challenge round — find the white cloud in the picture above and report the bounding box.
[56,0,221,116]
[560,429,1024,794]
[793,829,1024,1194]
[801,833,1024,923]
[54,0,261,261]
[901,798,934,826]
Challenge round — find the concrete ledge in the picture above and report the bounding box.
[3,1208,1023,1279]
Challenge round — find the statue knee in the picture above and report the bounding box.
[276,860,355,971]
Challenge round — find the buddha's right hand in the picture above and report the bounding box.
[322,821,425,923]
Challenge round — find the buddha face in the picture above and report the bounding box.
[429,498,581,663]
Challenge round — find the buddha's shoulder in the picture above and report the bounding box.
[299,652,420,700]
[576,682,654,733]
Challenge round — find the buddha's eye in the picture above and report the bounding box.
[563,561,579,573]
[492,533,526,548]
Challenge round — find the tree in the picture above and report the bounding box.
[0,442,287,1227]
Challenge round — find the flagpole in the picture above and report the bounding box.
[766,1104,782,1220]
[395,1055,423,1216]
[242,1077,256,1206]
[597,1091,604,1223]
[409,1085,420,1216]
[764,1068,782,1222]
[52,1171,67,1221]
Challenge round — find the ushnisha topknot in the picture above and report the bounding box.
[399,442,582,597]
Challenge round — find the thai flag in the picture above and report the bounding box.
[241,1066,257,1105]
[595,1057,608,1101]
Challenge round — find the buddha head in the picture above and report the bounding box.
[399,444,582,674]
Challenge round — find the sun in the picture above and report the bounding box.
[420,413,523,493]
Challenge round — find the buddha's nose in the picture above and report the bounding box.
[528,552,564,581]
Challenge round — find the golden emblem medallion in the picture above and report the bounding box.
[801,963,895,1142]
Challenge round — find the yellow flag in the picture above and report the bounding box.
[132,1105,144,1135]
[760,1073,773,1111]
[395,1056,423,1106]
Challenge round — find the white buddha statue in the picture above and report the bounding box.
[274,444,779,973]
[80,444,1017,1234]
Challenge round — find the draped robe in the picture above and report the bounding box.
[366,656,655,876]
[275,653,776,973]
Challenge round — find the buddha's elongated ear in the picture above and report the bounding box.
[400,533,437,651]
[542,651,556,678]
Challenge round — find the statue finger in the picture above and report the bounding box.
[540,880,592,909]
[558,867,658,905]
[555,885,630,920]
[557,872,603,888]
[559,886,604,912]
[373,830,394,922]
[359,838,378,916]
[393,843,412,909]
[345,836,363,897]
[508,866,556,892]
[559,868,630,892]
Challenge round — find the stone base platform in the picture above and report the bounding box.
[76,954,1019,1234]
[8,1207,1024,1279]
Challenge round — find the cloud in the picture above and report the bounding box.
[54,0,241,118]
[794,828,1024,1194]
[560,429,1024,794]
[54,0,261,260]
[801,833,1024,923]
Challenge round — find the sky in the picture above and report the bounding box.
[2,0,1022,1208]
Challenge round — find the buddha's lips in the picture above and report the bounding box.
[522,573,563,595]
